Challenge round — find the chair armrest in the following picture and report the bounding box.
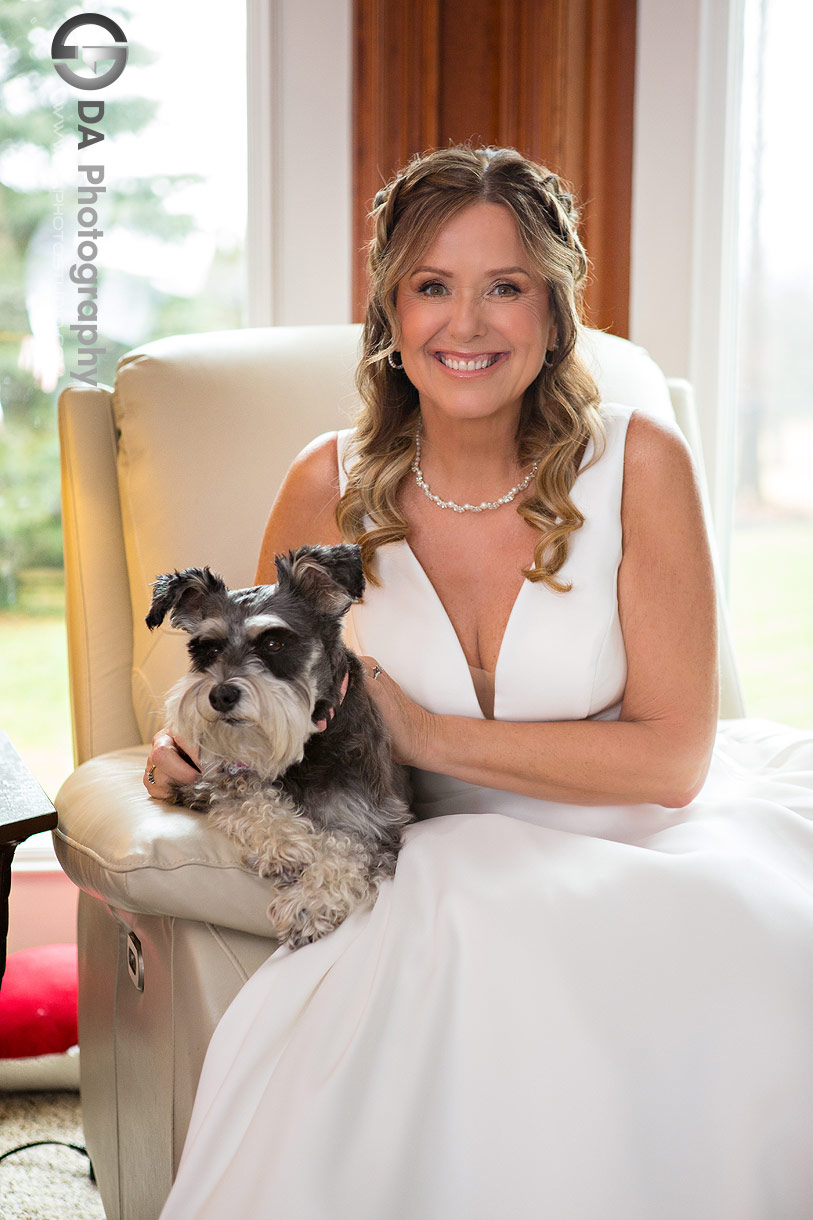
[53,747,280,940]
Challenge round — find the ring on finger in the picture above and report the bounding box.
[147,764,156,785]
[372,664,383,680]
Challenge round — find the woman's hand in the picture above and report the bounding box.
[359,657,435,767]
[143,728,200,800]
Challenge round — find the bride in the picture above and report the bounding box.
[148,145,813,1219]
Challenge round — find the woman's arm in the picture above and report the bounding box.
[366,413,719,809]
[255,431,343,581]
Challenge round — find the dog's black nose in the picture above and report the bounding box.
[209,683,241,714]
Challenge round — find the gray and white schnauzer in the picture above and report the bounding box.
[146,544,411,949]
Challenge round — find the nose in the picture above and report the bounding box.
[447,292,487,343]
[209,683,241,714]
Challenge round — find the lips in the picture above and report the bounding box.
[434,352,505,372]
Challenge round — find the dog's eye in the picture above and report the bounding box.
[257,635,283,654]
[191,638,225,666]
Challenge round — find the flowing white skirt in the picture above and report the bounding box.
[160,721,813,1220]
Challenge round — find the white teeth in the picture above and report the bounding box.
[438,354,499,371]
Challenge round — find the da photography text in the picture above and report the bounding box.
[50,13,128,386]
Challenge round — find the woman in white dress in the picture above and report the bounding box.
[148,146,813,1219]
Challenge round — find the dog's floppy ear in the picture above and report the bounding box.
[146,567,229,632]
[275,544,365,617]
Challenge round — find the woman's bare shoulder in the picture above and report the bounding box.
[621,409,702,533]
[287,430,342,489]
[256,431,344,580]
[623,407,692,471]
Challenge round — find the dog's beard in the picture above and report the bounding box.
[165,669,318,779]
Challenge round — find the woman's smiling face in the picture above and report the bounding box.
[394,201,555,425]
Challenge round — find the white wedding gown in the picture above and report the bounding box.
[160,406,813,1220]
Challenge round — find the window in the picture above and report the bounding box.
[0,0,247,844]
[730,0,813,727]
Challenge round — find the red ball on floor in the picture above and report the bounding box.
[0,944,78,1058]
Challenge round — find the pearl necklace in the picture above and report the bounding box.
[411,425,539,514]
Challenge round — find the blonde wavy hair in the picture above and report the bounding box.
[336,144,605,591]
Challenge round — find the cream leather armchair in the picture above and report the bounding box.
[54,324,745,1220]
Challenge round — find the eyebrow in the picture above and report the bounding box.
[409,265,532,278]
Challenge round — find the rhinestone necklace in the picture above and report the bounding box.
[411,424,539,514]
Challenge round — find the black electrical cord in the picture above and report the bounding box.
[0,1140,95,1182]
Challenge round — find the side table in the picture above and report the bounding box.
[0,731,58,988]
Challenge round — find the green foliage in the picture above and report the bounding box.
[0,411,62,606]
[0,591,73,798]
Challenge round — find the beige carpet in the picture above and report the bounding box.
[0,1091,105,1219]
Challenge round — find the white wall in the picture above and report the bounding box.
[247,0,353,326]
[8,858,79,955]
[629,0,702,379]
[631,0,744,547]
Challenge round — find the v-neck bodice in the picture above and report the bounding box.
[338,404,632,727]
[338,405,639,834]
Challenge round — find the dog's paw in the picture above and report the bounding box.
[265,891,346,948]
[279,906,343,949]
[265,893,308,946]
[246,854,301,885]
[285,917,318,950]
[268,887,378,949]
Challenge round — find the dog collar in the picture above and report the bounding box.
[224,760,251,776]
[314,670,350,733]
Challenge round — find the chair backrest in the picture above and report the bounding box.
[58,323,744,765]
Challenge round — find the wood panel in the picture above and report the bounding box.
[353,0,636,334]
